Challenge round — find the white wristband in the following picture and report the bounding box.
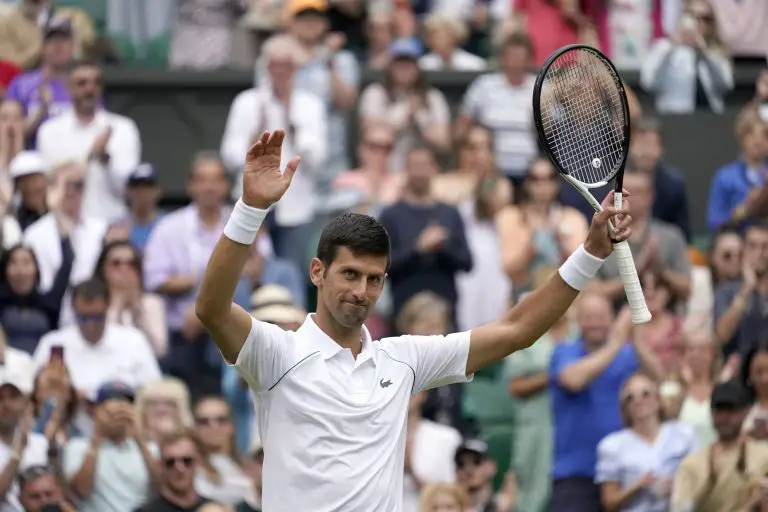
[558,244,605,291]
[223,199,269,245]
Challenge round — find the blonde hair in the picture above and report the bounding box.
[419,483,469,512]
[134,377,193,434]
[619,372,665,427]
[262,34,306,65]
[686,0,729,56]
[396,291,450,335]
[734,105,768,140]
[424,13,468,44]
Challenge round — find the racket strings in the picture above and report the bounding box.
[538,49,627,185]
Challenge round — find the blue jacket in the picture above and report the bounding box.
[707,159,765,232]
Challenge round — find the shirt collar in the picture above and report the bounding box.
[299,314,375,364]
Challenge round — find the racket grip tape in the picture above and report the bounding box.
[613,240,652,324]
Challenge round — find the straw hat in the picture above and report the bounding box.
[250,285,306,325]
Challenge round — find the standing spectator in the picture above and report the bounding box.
[671,380,768,512]
[31,279,162,399]
[17,465,76,512]
[379,145,472,329]
[256,0,360,180]
[37,60,141,223]
[63,382,157,512]
[23,162,107,326]
[113,164,165,254]
[640,0,733,114]
[455,33,537,186]
[0,243,72,355]
[7,151,47,232]
[590,170,691,309]
[0,371,47,512]
[548,299,663,512]
[364,10,394,70]
[707,107,768,232]
[358,37,451,173]
[0,100,24,200]
[0,1,95,69]
[134,378,194,447]
[418,14,486,71]
[5,18,74,149]
[144,153,232,396]
[596,373,699,512]
[169,0,248,70]
[221,35,327,271]
[497,157,588,298]
[235,439,263,512]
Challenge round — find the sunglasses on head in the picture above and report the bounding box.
[163,456,194,469]
[623,388,653,404]
[195,415,229,426]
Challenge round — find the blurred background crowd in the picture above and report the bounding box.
[0,0,766,511]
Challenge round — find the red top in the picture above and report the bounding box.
[0,60,21,90]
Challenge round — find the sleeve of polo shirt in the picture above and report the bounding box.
[391,332,472,393]
[233,316,292,392]
[595,434,622,484]
[460,76,485,118]
[62,438,89,480]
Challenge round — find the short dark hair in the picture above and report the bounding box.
[745,221,768,236]
[633,116,662,136]
[499,32,534,56]
[71,278,110,304]
[316,213,390,268]
[67,58,101,75]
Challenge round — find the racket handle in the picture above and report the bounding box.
[613,240,652,324]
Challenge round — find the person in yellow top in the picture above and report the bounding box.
[671,380,768,512]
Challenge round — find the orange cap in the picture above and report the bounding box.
[289,0,327,16]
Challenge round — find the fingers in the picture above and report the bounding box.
[246,131,269,160]
[283,156,301,183]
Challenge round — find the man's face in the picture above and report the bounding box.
[126,183,160,212]
[290,12,327,45]
[16,173,47,210]
[188,160,228,210]
[744,227,768,274]
[98,399,134,438]
[622,173,653,218]
[455,452,493,492]
[161,438,199,494]
[712,407,748,442]
[740,124,768,162]
[267,55,296,90]
[56,164,86,217]
[0,385,25,430]
[358,127,394,173]
[310,246,387,329]
[576,295,614,346]
[73,296,108,343]
[629,131,662,173]
[405,149,438,196]
[19,474,63,512]
[500,45,530,84]
[43,35,74,68]
[68,65,102,113]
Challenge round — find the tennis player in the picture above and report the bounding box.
[195,130,633,511]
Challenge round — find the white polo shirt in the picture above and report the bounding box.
[235,314,472,512]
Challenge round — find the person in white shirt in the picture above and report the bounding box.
[194,129,633,512]
[32,279,161,400]
[220,34,327,272]
[419,13,486,72]
[37,60,141,223]
[23,161,107,327]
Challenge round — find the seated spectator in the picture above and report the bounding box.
[548,299,663,512]
[364,10,394,70]
[193,396,250,505]
[0,243,72,355]
[713,223,768,373]
[710,0,768,61]
[707,107,768,232]
[636,270,685,376]
[671,380,768,512]
[221,34,328,271]
[24,161,107,326]
[0,1,95,69]
[94,240,167,358]
[402,390,462,512]
[63,382,156,512]
[419,13,485,71]
[640,0,733,114]
[453,440,516,512]
[455,33,536,185]
[417,483,469,512]
[5,18,75,149]
[497,157,588,299]
[235,438,263,512]
[31,358,82,445]
[359,37,451,172]
[590,170,691,310]
[0,369,47,512]
[17,464,77,512]
[332,123,402,218]
[112,163,165,254]
[135,429,215,512]
[379,145,472,330]
[169,0,247,71]
[8,150,48,232]
[135,378,194,447]
[741,342,768,440]
[596,373,699,511]
[0,99,24,197]
[32,279,162,399]
[37,60,141,223]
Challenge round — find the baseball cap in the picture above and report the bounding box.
[711,380,752,410]
[389,37,423,60]
[44,18,73,40]
[289,0,327,17]
[95,381,135,405]
[127,163,158,186]
[0,350,34,396]
[9,151,49,180]
[454,439,489,464]
[250,285,306,325]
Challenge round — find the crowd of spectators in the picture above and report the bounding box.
[0,0,766,511]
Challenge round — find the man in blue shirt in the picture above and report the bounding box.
[116,163,165,253]
[549,294,663,512]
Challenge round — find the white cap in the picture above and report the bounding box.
[0,348,34,395]
[9,151,49,179]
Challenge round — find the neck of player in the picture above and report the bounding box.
[314,304,364,356]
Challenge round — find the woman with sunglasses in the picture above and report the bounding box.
[93,240,167,357]
[596,373,699,512]
[496,157,588,300]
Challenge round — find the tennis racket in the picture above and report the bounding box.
[532,44,652,325]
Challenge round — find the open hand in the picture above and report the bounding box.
[584,190,632,259]
[242,130,301,209]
